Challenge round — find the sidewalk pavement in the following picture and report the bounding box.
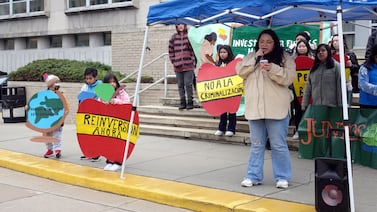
[0,167,191,212]
[0,122,376,211]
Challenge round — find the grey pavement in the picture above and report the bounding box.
[0,122,377,211]
[0,167,191,212]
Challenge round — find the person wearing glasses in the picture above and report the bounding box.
[237,29,296,189]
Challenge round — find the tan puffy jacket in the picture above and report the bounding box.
[236,52,296,120]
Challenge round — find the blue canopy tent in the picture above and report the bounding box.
[121,1,377,210]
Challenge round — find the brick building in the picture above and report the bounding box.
[0,0,375,80]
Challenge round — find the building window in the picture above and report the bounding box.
[26,37,37,49]
[4,39,14,50]
[50,35,62,48]
[0,1,10,16]
[30,0,44,12]
[104,32,111,46]
[75,34,89,47]
[13,0,26,14]
[68,0,131,8]
[69,0,85,8]
[0,0,44,16]
[90,0,107,6]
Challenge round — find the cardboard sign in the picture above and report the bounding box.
[293,56,350,102]
[196,59,243,116]
[93,83,115,103]
[77,91,96,102]
[76,99,139,163]
[293,56,314,99]
[25,90,69,142]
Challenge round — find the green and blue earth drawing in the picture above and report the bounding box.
[27,90,64,129]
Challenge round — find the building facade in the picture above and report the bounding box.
[0,1,375,80]
[0,0,174,81]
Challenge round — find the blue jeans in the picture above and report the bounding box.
[245,115,291,183]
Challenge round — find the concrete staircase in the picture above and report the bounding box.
[138,105,251,145]
[136,92,298,149]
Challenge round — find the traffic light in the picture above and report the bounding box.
[315,157,350,212]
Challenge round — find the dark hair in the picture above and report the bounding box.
[255,29,284,66]
[175,24,187,33]
[365,44,377,70]
[311,44,334,72]
[103,73,120,89]
[216,45,234,66]
[204,32,217,42]
[331,34,349,51]
[296,31,311,42]
[295,39,312,57]
[84,67,98,77]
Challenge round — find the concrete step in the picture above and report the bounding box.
[139,124,299,150]
[139,114,250,133]
[139,124,251,145]
[137,105,299,150]
[138,105,211,118]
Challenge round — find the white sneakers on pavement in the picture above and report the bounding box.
[104,163,121,171]
[276,179,289,189]
[241,178,254,187]
[241,178,289,189]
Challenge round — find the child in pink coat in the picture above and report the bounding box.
[102,73,130,171]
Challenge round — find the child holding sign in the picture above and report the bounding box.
[214,45,237,137]
[79,67,102,161]
[102,73,131,171]
[43,74,69,158]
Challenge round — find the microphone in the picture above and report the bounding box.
[256,55,262,64]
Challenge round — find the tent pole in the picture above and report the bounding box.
[336,5,355,212]
[120,26,149,180]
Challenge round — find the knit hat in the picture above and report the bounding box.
[43,73,60,88]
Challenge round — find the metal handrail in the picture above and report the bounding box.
[119,53,169,83]
[129,74,175,99]
[121,52,175,101]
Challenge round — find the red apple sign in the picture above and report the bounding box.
[76,99,140,163]
[196,58,243,116]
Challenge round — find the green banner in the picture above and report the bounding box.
[298,105,377,170]
[231,25,321,56]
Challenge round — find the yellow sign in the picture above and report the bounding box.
[76,113,140,144]
[293,68,350,98]
[197,75,244,102]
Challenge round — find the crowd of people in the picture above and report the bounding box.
[39,67,131,172]
[167,24,377,189]
[39,24,377,189]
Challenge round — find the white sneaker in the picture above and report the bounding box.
[214,130,224,136]
[109,164,121,171]
[103,163,113,171]
[225,131,234,137]
[241,178,254,187]
[292,132,299,140]
[276,180,289,189]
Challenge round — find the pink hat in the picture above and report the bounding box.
[43,73,60,87]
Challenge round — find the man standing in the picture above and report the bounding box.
[168,24,196,110]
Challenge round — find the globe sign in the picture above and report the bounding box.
[26,90,65,131]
